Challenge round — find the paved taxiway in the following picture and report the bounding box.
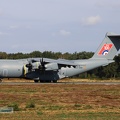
[0,82,120,85]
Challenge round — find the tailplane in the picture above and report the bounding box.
[92,32,120,60]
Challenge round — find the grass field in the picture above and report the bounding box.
[0,79,120,120]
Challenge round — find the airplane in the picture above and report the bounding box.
[0,32,120,83]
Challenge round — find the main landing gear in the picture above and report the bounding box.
[34,80,39,83]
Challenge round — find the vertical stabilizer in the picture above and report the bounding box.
[92,32,120,60]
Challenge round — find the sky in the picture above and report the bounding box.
[0,0,120,53]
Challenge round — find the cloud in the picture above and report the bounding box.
[81,15,101,26]
[52,30,71,37]
[0,32,8,36]
[9,25,19,29]
[59,30,71,36]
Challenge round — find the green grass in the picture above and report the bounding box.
[53,112,120,120]
[8,102,20,111]
[0,111,120,120]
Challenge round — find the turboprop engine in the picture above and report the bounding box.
[26,62,58,71]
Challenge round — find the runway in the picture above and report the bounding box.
[0,82,120,85]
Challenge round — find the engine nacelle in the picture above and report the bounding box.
[45,63,58,71]
[31,62,40,70]
[26,62,59,71]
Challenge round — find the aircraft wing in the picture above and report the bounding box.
[28,58,78,66]
[26,58,78,71]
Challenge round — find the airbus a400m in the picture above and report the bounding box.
[0,32,120,83]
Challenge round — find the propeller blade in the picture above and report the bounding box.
[39,58,45,70]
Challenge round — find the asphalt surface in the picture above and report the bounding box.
[0,82,120,85]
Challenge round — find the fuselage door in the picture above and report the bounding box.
[3,69,8,77]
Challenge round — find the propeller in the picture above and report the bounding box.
[26,58,46,72]
[39,58,46,70]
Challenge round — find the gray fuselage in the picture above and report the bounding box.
[0,58,111,82]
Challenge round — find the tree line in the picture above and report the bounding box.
[0,51,120,80]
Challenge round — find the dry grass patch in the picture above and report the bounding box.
[0,84,120,119]
[2,78,120,83]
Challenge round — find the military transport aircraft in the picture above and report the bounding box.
[0,32,120,83]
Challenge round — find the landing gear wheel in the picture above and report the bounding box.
[47,80,52,83]
[53,80,57,83]
[40,80,44,83]
[34,80,39,83]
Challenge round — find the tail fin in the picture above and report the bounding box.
[92,32,120,60]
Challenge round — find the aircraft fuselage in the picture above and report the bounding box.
[0,58,111,83]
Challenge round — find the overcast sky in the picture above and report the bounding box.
[0,0,120,53]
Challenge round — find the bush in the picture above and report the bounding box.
[26,101,35,108]
[8,103,19,111]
